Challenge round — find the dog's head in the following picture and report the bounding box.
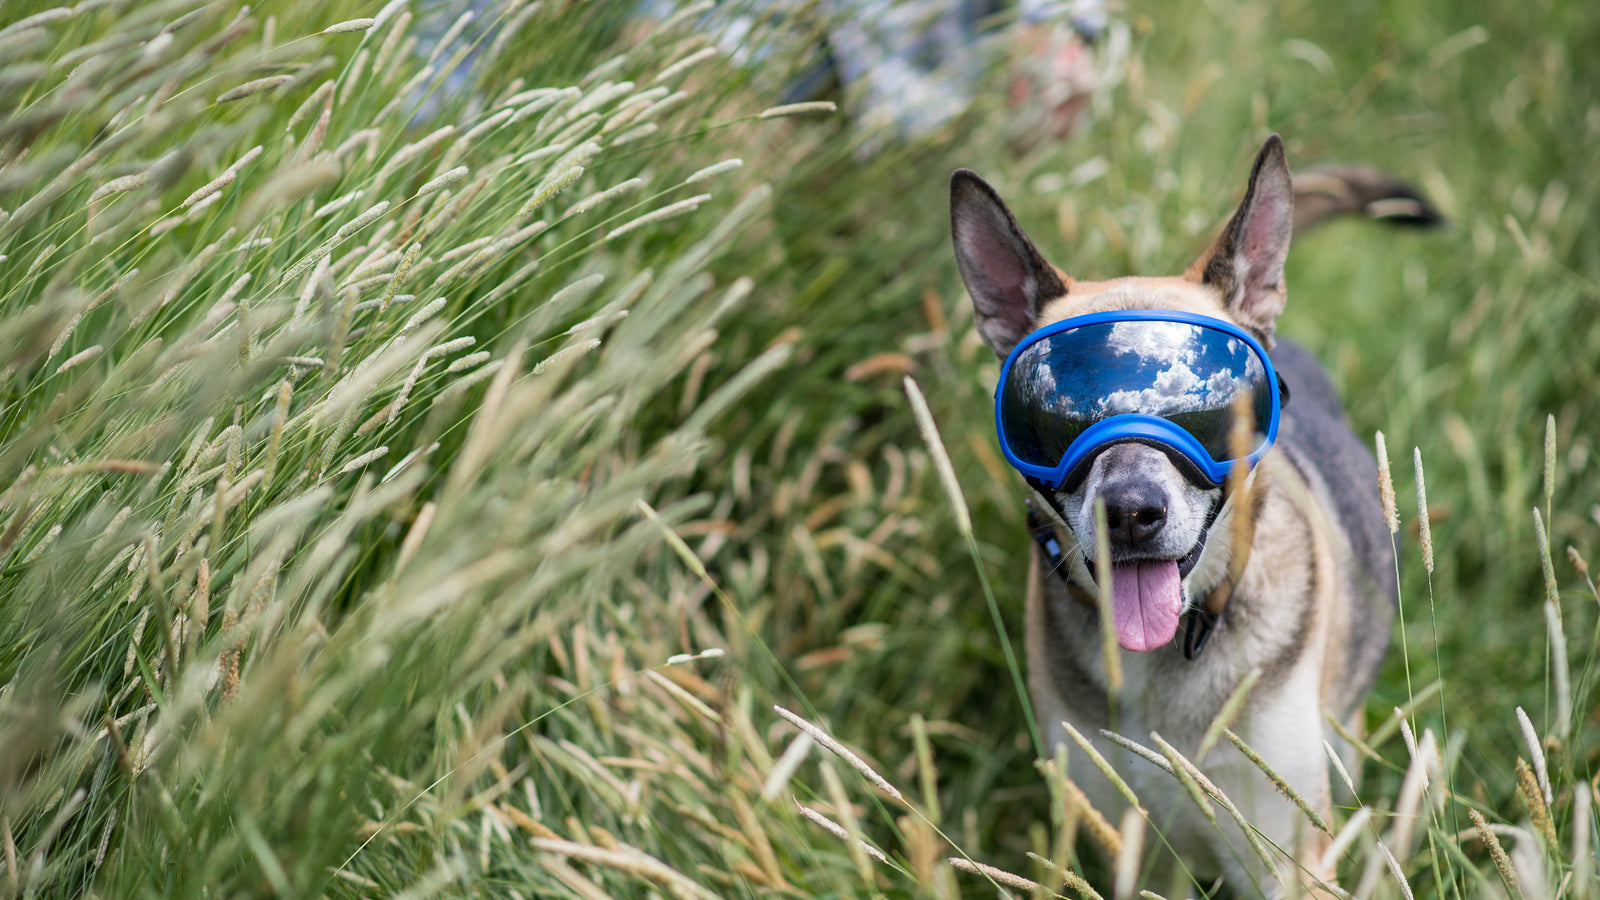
[951,136,1294,653]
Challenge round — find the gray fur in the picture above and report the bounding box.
[1269,339,1397,606]
[1268,338,1397,713]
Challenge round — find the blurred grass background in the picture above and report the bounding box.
[0,0,1595,896]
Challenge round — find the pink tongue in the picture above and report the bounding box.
[1111,560,1183,652]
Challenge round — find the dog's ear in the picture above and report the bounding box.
[951,169,1067,358]
[1191,135,1294,343]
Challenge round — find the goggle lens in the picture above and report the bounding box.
[999,319,1274,473]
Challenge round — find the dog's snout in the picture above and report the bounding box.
[1101,481,1168,546]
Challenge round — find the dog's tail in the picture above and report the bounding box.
[1292,165,1445,234]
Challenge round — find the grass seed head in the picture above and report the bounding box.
[759,101,839,119]
[1413,447,1433,573]
[1113,806,1145,900]
[949,856,1042,892]
[532,339,601,375]
[1514,756,1558,848]
[54,344,103,375]
[795,799,888,864]
[605,193,709,241]
[323,18,376,35]
[416,166,469,199]
[1469,809,1524,898]
[1376,431,1399,534]
[566,177,646,218]
[684,158,743,184]
[335,446,389,476]
[772,705,902,801]
[1533,508,1559,609]
[428,10,474,67]
[1378,840,1415,900]
[218,75,293,103]
[446,351,491,373]
[654,47,717,84]
[332,201,391,244]
[372,7,411,84]
[287,81,335,133]
[1544,413,1556,511]
[1151,732,1215,826]
[520,165,585,217]
[1324,739,1358,796]
[1514,707,1552,806]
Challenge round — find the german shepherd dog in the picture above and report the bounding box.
[951,136,1414,894]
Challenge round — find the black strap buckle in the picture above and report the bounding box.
[1025,499,1068,575]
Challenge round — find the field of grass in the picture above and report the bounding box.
[0,0,1596,896]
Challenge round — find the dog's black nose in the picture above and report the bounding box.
[1101,482,1167,546]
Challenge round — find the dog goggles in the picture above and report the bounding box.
[995,310,1282,489]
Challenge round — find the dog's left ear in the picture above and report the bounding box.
[1191,135,1294,344]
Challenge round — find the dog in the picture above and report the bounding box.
[950,135,1410,894]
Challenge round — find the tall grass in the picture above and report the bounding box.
[0,0,1595,897]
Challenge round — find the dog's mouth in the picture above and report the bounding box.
[1083,531,1208,653]
[1083,529,1207,582]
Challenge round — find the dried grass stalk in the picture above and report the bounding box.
[1024,851,1106,900]
[1150,733,1215,826]
[1112,806,1144,900]
[1197,667,1260,763]
[948,857,1041,892]
[772,705,902,801]
[760,732,814,802]
[1319,806,1372,875]
[794,798,888,864]
[1092,498,1122,691]
[1061,721,1144,814]
[819,761,878,884]
[530,837,717,900]
[903,377,971,539]
[1224,728,1330,834]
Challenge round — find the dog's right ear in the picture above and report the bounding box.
[951,169,1067,358]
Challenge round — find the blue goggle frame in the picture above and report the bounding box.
[994,310,1282,489]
